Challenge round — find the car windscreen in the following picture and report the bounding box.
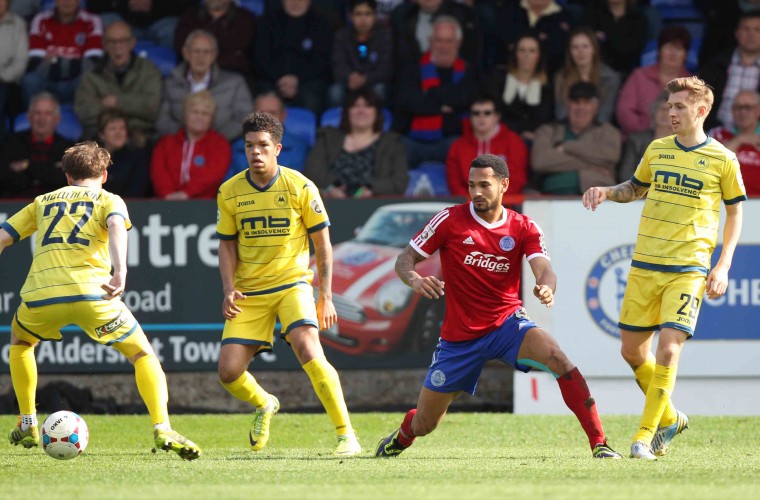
[355,210,437,248]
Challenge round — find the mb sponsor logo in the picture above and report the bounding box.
[463,251,510,272]
[585,244,634,338]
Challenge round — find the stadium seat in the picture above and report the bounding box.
[639,36,702,73]
[284,107,317,146]
[13,104,83,141]
[135,41,177,77]
[319,107,393,131]
[238,0,265,16]
[650,0,702,21]
[404,161,450,197]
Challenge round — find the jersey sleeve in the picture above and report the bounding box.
[721,153,748,205]
[1,202,37,241]
[409,209,450,258]
[631,142,654,186]
[301,182,330,233]
[104,194,132,231]
[216,187,237,239]
[523,219,550,262]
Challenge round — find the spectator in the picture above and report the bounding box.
[554,26,619,124]
[581,0,648,78]
[225,91,311,179]
[488,30,553,144]
[74,20,162,145]
[532,81,621,195]
[305,88,408,197]
[502,0,573,75]
[618,91,671,182]
[87,0,193,48]
[376,0,404,23]
[616,25,692,136]
[394,15,478,170]
[23,0,103,107]
[709,89,760,196]
[329,0,392,108]
[156,29,252,141]
[0,0,28,139]
[150,90,230,200]
[254,0,333,115]
[0,92,72,198]
[446,95,528,197]
[96,107,150,197]
[173,0,256,88]
[701,11,760,130]
[391,0,480,67]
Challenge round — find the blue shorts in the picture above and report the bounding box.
[423,308,538,395]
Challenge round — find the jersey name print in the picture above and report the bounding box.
[411,203,548,341]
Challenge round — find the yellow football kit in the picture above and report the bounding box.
[216,166,330,349]
[1,186,141,349]
[619,135,747,334]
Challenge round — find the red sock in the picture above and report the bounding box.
[557,367,606,449]
[397,409,417,447]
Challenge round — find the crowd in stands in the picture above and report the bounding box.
[1,0,759,200]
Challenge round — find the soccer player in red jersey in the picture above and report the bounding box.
[375,153,622,459]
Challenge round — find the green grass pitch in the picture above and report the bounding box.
[3,413,759,499]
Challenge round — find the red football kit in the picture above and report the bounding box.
[29,9,103,60]
[410,202,549,341]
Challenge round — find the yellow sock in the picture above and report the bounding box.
[303,357,352,436]
[220,371,270,408]
[134,355,170,426]
[633,364,677,444]
[633,355,678,427]
[9,345,37,415]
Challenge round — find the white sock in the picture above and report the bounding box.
[20,414,37,431]
[153,422,171,432]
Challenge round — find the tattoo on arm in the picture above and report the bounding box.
[315,245,332,295]
[395,246,425,287]
[607,180,648,203]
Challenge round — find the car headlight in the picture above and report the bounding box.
[374,280,413,317]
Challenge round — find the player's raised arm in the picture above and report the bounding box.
[395,245,445,299]
[0,227,14,256]
[309,226,337,331]
[528,256,557,308]
[582,180,648,211]
[102,215,128,299]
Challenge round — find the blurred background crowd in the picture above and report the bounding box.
[0,0,758,201]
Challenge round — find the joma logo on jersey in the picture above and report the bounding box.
[658,154,675,160]
[94,311,128,338]
[653,170,703,198]
[463,252,510,272]
[241,215,290,238]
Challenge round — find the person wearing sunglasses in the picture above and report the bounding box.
[446,94,528,197]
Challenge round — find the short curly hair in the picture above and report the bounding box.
[241,112,283,144]
[470,153,509,180]
[61,141,112,180]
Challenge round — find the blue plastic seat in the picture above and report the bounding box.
[639,36,702,73]
[14,104,83,141]
[238,0,265,16]
[284,107,317,146]
[320,106,393,131]
[404,161,450,197]
[135,40,177,77]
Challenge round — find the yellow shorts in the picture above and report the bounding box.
[618,267,706,336]
[12,299,145,358]
[222,283,318,353]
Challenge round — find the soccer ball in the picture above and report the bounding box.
[41,411,89,460]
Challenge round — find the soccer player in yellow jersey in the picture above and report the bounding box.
[216,112,361,456]
[0,142,201,460]
[582,76,747,460]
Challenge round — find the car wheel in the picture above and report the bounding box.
[406,298,445,353]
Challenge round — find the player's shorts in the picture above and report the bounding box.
[222,282,318,354]
[618,267,706,336]
[12,299,144,358]
[423,307,538,395]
